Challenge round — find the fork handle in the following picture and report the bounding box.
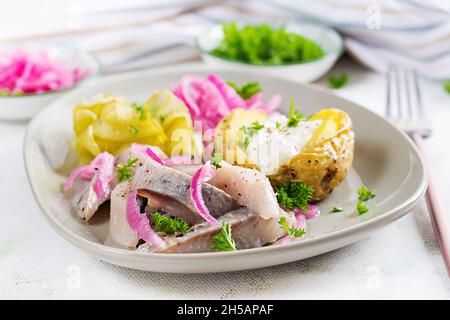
[411,133,450,277]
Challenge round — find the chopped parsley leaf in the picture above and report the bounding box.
[444,80,450,94]
[131,102,146,121]
[211,222,236,252]
[287,98,308,128]
[129,125,140,134]
[240,121,264,136]
[356,201,369,215]
[331,206,344,213]
[278,216,305,238]
[227,81,262,99]
[357,186,376,202]
[328,73,348,89]
[116,157,138,182]
[212,152,223,169]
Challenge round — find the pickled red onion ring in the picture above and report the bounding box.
[190,162,218,224]
[126,191,164,247]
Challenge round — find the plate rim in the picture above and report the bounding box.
[23,63,429,265]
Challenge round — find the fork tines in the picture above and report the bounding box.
[386,67,431,138]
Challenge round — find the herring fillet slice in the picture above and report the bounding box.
[209,162,281,219]
[153,209,295,253]
[110,182,139,247]
[132,159,240,218]
[138,190,200,225]
[71,175,110,221]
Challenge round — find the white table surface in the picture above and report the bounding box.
[1,58,450,300]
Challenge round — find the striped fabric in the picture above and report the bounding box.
[3,0,449,79]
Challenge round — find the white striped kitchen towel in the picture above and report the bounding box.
[3,0,449,79]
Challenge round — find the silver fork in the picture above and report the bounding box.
[386,67,450,277]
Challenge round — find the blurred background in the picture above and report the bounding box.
[1,0,449,78]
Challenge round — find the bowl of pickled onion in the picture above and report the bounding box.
[0,42,101,121]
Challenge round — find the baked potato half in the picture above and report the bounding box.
[270,109,354,201]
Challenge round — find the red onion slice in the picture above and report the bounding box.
[190,162,219,224]
[126,191,164,247]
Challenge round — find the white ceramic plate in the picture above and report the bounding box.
[24,64,427,273]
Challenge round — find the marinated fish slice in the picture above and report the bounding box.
[138,189,201,225]
[209,162,280,220]
[168,164,202,176]
[132,159,240,218]
[110,181,139,248]
[72,174,111,221]
[154,208,295,253]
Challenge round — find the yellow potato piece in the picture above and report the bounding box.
[215,108,268,165]
[76,125,101,157]
[72,94,169,164]
[73,108,97,136]
[145,90,198,156]
[271,108,354,201]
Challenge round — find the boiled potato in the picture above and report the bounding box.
[214,108,268,165]
[72,94,168,165]
[144,90,200,157]
[270,109,354,201]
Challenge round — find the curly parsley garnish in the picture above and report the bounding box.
[278,216,305,238]
[275,180,314,211]
[227,81,262,99]
[211,22,324,65]
[287,98,308,128]
[211,222,236,252]
[116,157,138,182]
[328,73,348,89]
[153,212,190,234]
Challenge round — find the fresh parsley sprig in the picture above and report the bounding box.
[153,212,190,234]
[227,81,261,99]
[278,216,305,238]
[275,180,314,211]
[211,221,236,252]
[116,157,138,182]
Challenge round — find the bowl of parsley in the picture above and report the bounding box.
[197,21,343,83]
